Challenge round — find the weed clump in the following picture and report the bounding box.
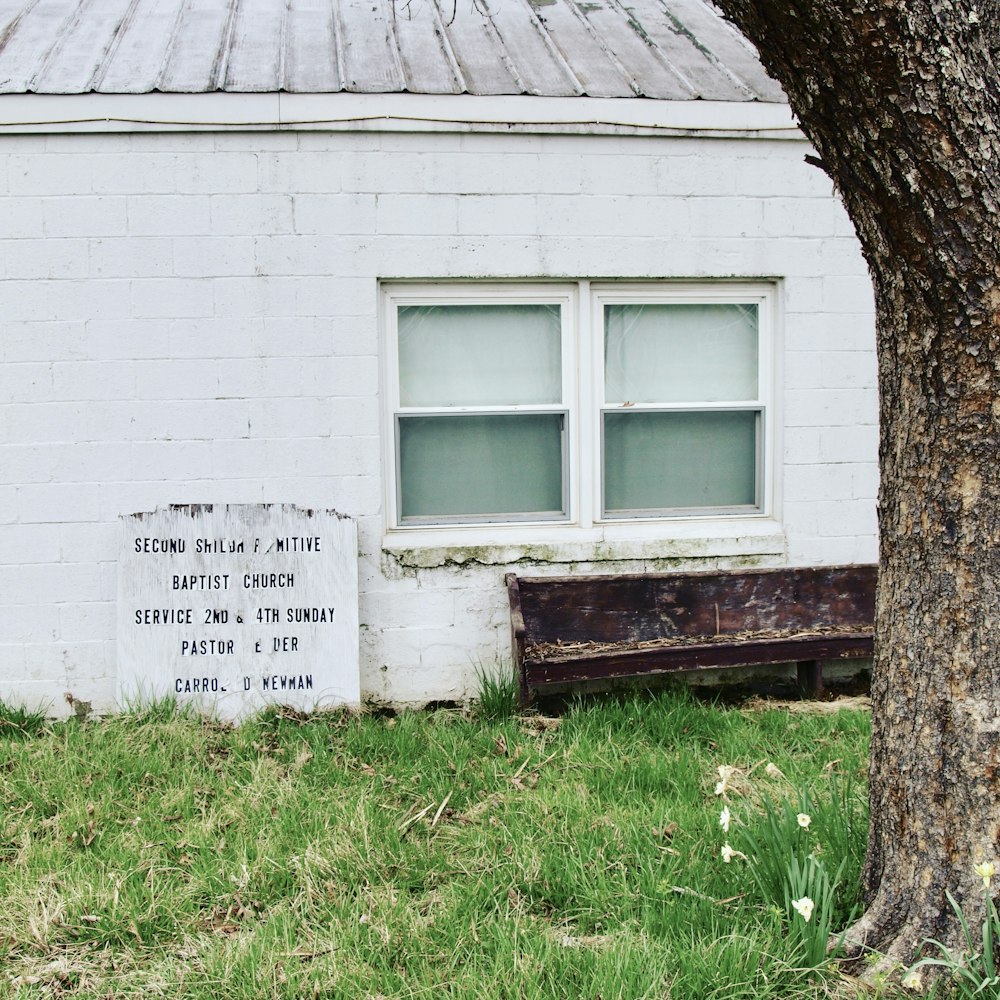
[472,660,520,722]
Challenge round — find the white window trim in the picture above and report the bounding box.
[590,282,777,523]
[380,279,783,555]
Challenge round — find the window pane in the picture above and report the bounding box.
[603,410,757,513]
[604,303,758,403]
[399,304,562,406]
[399,414,565,520]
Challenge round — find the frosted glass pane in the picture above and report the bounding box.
[605,304,758,403]
[399,304,562,406]
[604,410,757,513]
[399,414,565,520]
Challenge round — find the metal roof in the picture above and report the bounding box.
[0,0,784,101]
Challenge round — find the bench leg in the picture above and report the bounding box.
[796,660,824,699]
[517,665,531,709]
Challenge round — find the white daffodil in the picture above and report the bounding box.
[901,970,923,991]
[720,806,731,833]
[721,843,735,863]
[715,764,738,796]
[796,813,812,830]
[975,860,996,888]
[791,896,814,922]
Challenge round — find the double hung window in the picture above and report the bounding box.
[382,282,774,531]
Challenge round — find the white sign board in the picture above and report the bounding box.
[118,504,360,719]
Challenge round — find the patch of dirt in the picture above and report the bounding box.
[740,694,871,714]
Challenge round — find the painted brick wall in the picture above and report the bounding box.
[0,127,877,713]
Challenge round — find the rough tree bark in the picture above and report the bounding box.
[711,0,1000,967]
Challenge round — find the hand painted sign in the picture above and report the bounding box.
[118,504,359,719]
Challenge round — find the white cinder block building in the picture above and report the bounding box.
[0,0,878,714]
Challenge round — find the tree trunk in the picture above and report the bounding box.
[714,0,1000,967]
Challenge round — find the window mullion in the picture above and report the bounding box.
[575,279,592,529]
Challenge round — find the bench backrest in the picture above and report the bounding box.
[511,565,876,645]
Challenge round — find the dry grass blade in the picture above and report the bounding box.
[526,624,871,661]
[431,792,453,827]
[398,802,435,836]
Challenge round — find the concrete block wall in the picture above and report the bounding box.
[0,126,878,714]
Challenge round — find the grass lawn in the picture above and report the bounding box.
[0,690,874,998]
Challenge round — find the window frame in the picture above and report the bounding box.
[380,280,778,536]
[590,283,773,521]
[381,283,580,529]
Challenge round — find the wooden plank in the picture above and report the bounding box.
[526,632,875,669]
[506,573,527,641]
[509,565,876,699]
[282,0,340,92]
[797,660,824,698]
[506,574,531,705]
[524,633,874,686]
[516,565,876,644]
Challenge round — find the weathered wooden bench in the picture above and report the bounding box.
[506,564,876,704]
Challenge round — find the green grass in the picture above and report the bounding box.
[0,691,874,998]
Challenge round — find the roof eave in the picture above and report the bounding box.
[0,91,801,138]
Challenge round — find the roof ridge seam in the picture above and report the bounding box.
[380,0,410,92]
[515,0,585,96]
[155,0,196,92]
[213,0,242,91]
[26,0,86,93]
[425,0,467,94]
[92,0,146,93]
[658,0,754,99]
[562,0,641,98]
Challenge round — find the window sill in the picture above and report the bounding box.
[381,518,786,569]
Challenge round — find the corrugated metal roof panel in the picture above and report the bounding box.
[435,2,521,96]
[570,0,694,99]
[390,1,463,95]
[281,0,340,92]
[522,0,635,99]
[0,0,784,101]
[617,0,750,101]
[222,0,286,92]
[0,0,78,92]
[157,0,238,93]
[336,0,405,93]
[656,0,786,102]
[29,0,137,94]
[482,0,582,97]
[95,0,187,93]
